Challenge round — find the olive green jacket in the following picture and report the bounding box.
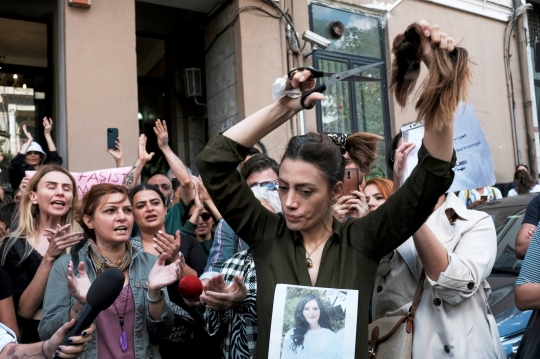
[196,134,456,359]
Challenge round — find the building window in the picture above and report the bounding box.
[310,4,390,177]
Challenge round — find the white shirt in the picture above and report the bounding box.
[0,323,17,353]
[457,186,503,207]
[508,184,540,196]
[372,192,506,359]
[281,328,340,359]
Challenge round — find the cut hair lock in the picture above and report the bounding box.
[390,23,473,131]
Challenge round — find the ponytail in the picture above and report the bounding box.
[344,133,383,174]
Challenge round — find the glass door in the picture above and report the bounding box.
[0,16,52,189]
[136,35,170,183]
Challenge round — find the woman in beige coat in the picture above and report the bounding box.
[372,191,505,358]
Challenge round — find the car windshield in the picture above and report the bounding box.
[479,205,525,274]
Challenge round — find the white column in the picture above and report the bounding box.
[7,104,17,155]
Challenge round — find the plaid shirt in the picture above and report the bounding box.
[201,219,249,279]
[205,250,257,359]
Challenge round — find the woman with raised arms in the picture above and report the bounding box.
[197,21,458,359]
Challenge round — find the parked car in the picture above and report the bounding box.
[477,193,537,359]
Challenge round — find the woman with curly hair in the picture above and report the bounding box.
[281,294,338,359]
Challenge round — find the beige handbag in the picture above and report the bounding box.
[367,271,425,359]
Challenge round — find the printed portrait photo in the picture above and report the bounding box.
[268,284,358,359]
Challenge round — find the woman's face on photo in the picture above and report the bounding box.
[278,159,337,232]
[303,299,320,327]
[132,190,166,230]
[363,184,386,212]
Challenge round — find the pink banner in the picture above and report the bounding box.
[26,167,132,197]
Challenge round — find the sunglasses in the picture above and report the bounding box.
[248,181,278,190]
[200,212,213,221]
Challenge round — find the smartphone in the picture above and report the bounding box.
[480,195,488,200]
[107,128,119,150]
[343,168,360,195]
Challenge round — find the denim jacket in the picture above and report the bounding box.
[38,242,174,359]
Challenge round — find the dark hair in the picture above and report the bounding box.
[289,294,333,353]
[0,203,16,230]
[516,163,529,172]
[186,201,214,219]
[185,201,216,235]
[129,184,166,206]
[391,23,473,131]
[282,132,381,192]
[515,169,535,194]
[248,148,261,156]
[240,154,279,181]
[283,133,343,192]
[75,184,129,240]
[386,131,403,171]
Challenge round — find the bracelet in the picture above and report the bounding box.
[41,340,49,359]
[147,290,164,304]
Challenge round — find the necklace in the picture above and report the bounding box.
[303,237,329,268]
[113,286,130,352]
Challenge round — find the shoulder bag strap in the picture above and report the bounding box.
[406,270,426,334]
[368,270,427,351]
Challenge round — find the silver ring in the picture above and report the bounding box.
[83,343,88,351]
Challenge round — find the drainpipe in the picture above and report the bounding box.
[514,0,538,178]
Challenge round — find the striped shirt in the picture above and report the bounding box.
[517,225,540,285]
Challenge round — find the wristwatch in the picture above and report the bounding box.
[146,290,164,304]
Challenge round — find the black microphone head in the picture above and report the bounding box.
[86,268,125,310]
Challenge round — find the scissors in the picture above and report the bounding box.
[287,61,385,109]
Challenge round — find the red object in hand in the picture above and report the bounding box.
[178,275,203,299]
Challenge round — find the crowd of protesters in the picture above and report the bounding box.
[1,19,540,359]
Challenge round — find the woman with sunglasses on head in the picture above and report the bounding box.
[187,204,217,256]
[39,184,182,359]
[197,21,460,359]
[9,118,63,191]
[0,165,83,343]
[185,183,222,257]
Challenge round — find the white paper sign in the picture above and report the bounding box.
[268,284,358,359]
[402,104,496,193]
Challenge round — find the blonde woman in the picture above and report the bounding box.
[0,164,83,343]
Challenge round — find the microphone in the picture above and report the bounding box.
[54,268,125,358]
